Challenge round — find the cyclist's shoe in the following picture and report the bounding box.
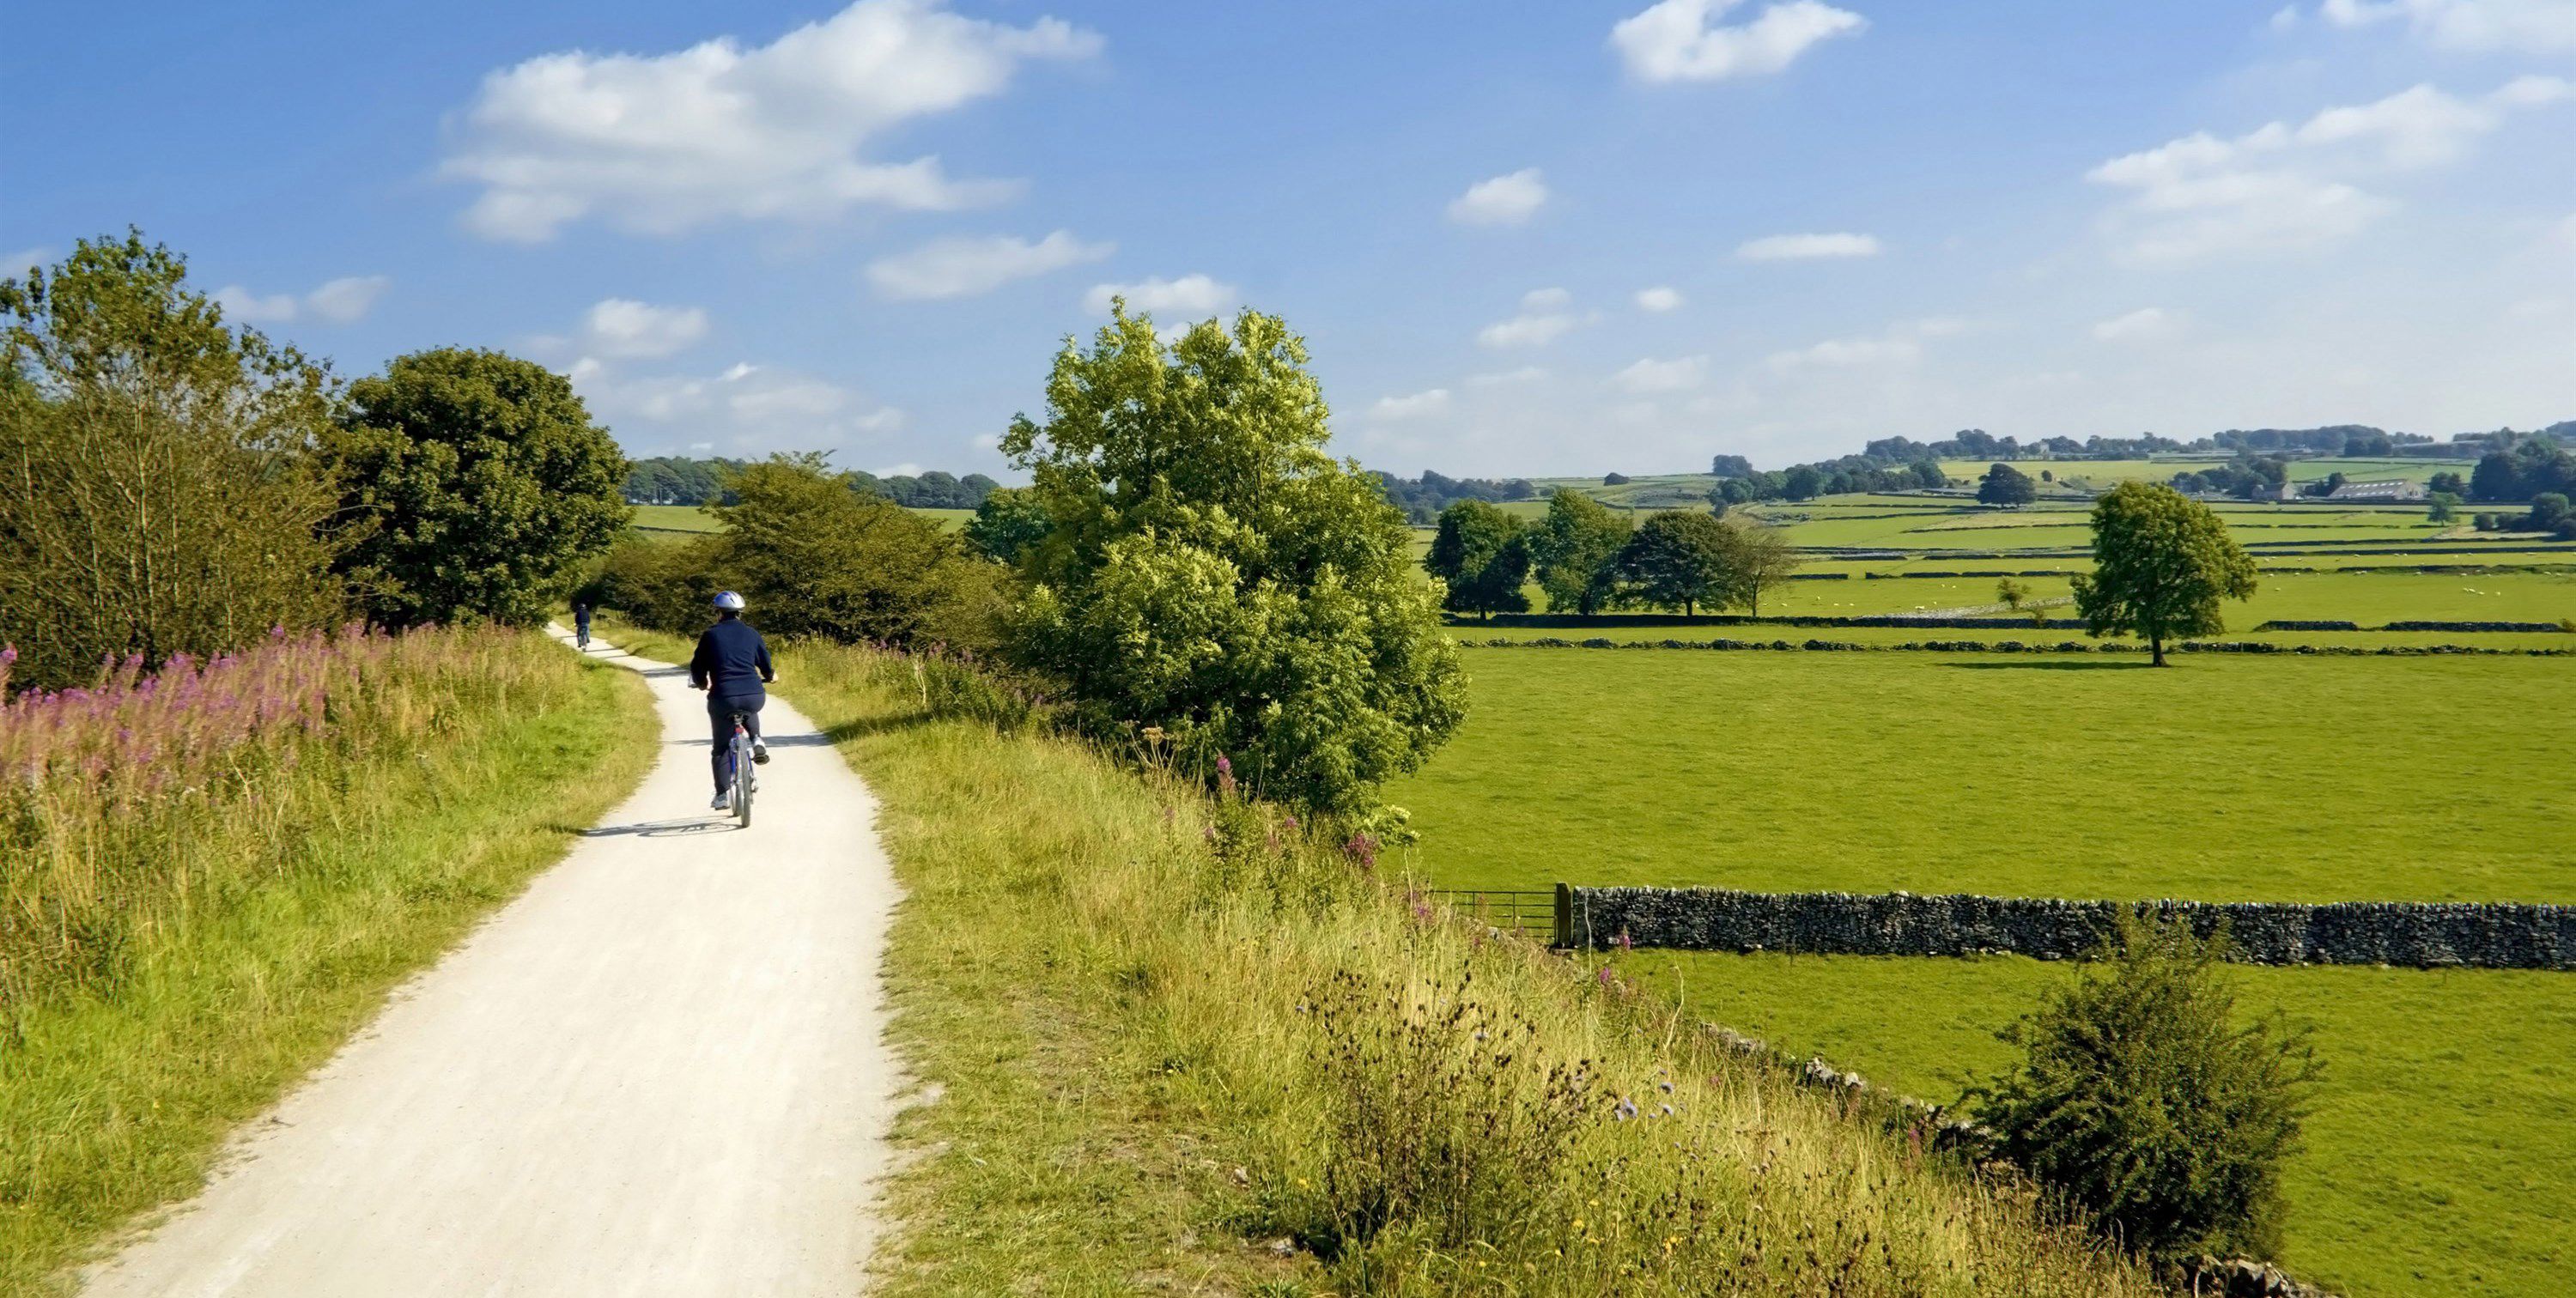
[710,790,731,810]
[752,741,771,765]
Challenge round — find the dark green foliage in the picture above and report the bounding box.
[1971,913,2320,1265]
[1424,500,1531,618]
[0,233,345,690]
[1912,460,1948,489]
[999,304,1464,812]
[1602,471,1630,485]
[2470,437,2573,502]
[624,454,744,505]
[2524,492,2571,536]
[2427,470,2466,495]
[705,453,998,649]
[2426,492,2459,524]
[1782,465,1824,500]
[1527,489,1631,616]
[1978,463,2038,506]
[2072,482,2257,665]
[584,533,720,634]
[1709,453,1754,478]
[1615,510,1737,616]
[1374,470,1535,524]
[962,486,1052,563]
[326,349,629,629]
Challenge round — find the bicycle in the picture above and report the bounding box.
[720,713,756,828]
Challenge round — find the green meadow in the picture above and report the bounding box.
[1389,646,2573,1296]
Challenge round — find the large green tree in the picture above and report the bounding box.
[1615,510,1740,617]
[0,232,344,690]
[326,349,629,628]
[1424,499,1530,619]
[2071,482,2256,666]
[1526,488,1631,616]
[999,303,1465,811]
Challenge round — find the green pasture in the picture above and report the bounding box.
[629,503,719,532]
[1392,649,2572,902]
[1615,951,2571,1298]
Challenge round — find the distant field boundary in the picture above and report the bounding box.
[1557,885,2576,971]
[1457,637,2569,657]
[1450,613,2567,635]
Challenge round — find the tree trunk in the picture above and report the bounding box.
[2150,634,2166,667]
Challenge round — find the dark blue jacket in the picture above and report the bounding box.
[690,618,774,695]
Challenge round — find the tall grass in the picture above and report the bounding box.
[0,627,582,1026]
[613,625,2157,1295]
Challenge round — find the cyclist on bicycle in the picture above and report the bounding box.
[689,591,774,810]
[572,599,593,649]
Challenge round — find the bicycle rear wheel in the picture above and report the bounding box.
[732,732,754,828]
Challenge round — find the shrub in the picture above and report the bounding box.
[1970,913,2321,1265]
[0,234,345,692]
[707,453,1000,650]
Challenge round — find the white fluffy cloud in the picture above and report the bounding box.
[1447,168,1550,227]
[442,0,1101,241]
[1610,0,1867,83]
[1370,388,1453,420]
[2093,306,2185,343]
[1763,318,1957,372]
[213,275,391,324]
[1735,232,1881,261]
[1612,355,1710,392]
[1634,286,1685,312]
[580,298,710,357]
[866,230,1111,300]
[1476,288,1590,349]
[1082,273,1237,317]
[2087,80,2566,264]
[2316,0,2576,52]
[575,357,902,452]
[3,246,56,276]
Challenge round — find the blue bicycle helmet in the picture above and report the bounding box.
[712,591,746,611]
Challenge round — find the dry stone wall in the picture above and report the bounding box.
[1563,887,2575,970]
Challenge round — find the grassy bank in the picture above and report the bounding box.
[605,623,2151,1295]
[1634,952,2573,1298]
[0,630,653,1292]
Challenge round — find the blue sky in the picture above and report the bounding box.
[5,0,2572,476]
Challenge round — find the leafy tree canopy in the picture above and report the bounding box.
[1424,499,1531,618]
[1616,510,1739,617]
[326,348,629,629]
[999,303,1465,812]
[1528,488,1631,616]
[2070,482,2256,665]
[1978,461,2038,506]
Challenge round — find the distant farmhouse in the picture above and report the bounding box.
[2324,479,2425,502]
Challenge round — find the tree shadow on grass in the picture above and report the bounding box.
[1941,659,2157,670]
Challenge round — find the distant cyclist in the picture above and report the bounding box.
[689,591,774,810]
[572,599,593,650]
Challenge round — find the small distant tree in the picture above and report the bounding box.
[2524,492,2572,537]
[1728,519,1801,616]
[962,485,1052,564]
[2072,482,2257,666]
[1615,510,1737,617]
[2425,491,2459,524]
[1970,913,2320,1265]
[1424,499,1531,619]
[1782,465,1824,500]
[1996,577,2032,612]
[2039,470,2055,483]
[2427,470,2466,496]
[1602,471,1631,486]
[1528,488,1631,616]
[1911,460,1947,490]
[1978,462,2038,506]
[327,348,629,628]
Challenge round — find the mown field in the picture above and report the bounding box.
[1388,646,2573,1296]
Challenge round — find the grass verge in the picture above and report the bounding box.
[0,643,653,1293]
[605,622,2155,1295]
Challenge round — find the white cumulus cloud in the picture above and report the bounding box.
[1736,232,1881,261]
[3,246,57,276]
[2093,306,2185,343]
[2315,0,2576,52]
[1083,273,1237,317]
[1447,168,1550,227]
[1634,286,1685,312]
[574,356,902,452]
[1477,288,1591,349]
[1370,388,1453,420]
[866,230,1111,300]
[2087,80,2562,264]
[1610,0,1868,83]
[214,275,393,324]
[580,298,710,357]
[441,0,1102,242]
[1612,355,1710,392]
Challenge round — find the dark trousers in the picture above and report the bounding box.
[708,692,765,792]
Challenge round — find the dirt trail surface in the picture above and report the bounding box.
[84,630,903,1297]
